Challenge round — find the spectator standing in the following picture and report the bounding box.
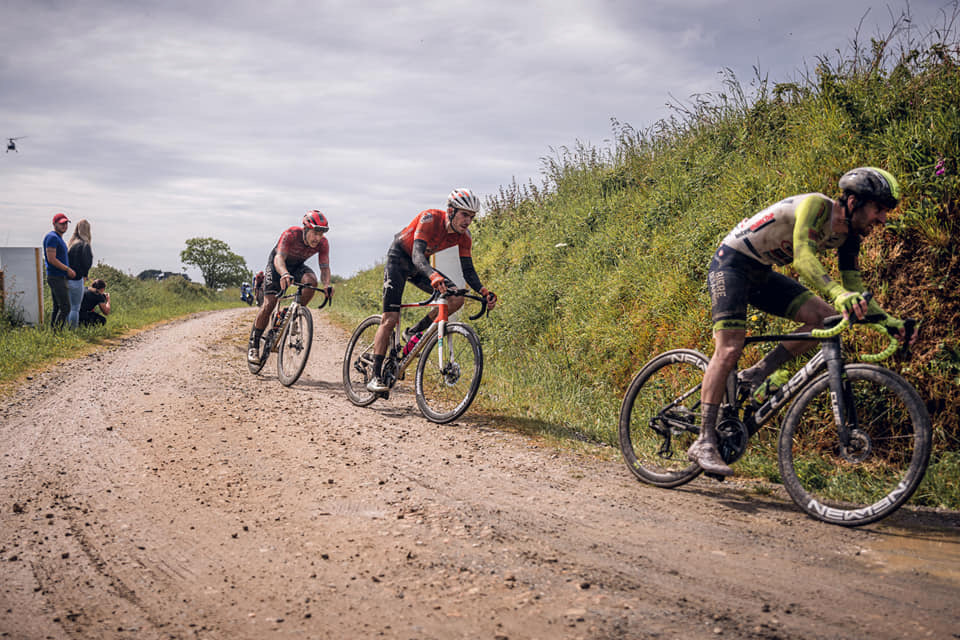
[66,219,94,328]
[43,213,76,329]
[79,279,111,326]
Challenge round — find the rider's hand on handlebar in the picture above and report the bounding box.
[279,272,293,291]
[480,287,497,311]
[429,272,449,293]
[882,313,918,347]
[833,290,867,321]
[325,285,334,300]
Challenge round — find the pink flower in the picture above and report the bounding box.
[935,158,946,177]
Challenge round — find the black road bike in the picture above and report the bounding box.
[618,312,929,526]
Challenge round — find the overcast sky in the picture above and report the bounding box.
[1,0,955,282]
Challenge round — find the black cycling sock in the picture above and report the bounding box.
[740,344,793,386]
[372,354,385,377]
[250,327,263,345]
[411,313,433,335]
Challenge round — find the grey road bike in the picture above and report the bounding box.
[247,281,331,386]
[342,287,488,424]
[618,311,929,526]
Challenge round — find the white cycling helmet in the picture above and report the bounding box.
[447,188,481,213]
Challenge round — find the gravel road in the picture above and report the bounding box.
[1,308,958,640]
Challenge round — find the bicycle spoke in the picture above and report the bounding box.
[342,316,383,406]
[618,350,705,487]
[415,323,482,423]
[779,365,931,526]
[277,306,312,386]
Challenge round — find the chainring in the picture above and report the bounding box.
[717,417,750,464]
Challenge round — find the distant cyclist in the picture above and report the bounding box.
[247,211,334,364]
[253,270,265,306]
[692,167,916,476]
[365,188,498,393]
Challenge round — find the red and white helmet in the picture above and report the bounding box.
[447,188,481,213]
[303,210,329,231]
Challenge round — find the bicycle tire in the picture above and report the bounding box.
[618,349,706,487]
[277,305,313,387]
[342,315,383,407]
[778,363,931,526]
[414,322,483,424]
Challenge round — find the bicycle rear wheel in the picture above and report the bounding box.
[277,305,313,386]
[778,363,932,526]
[414,322,482,423]
[618,349,706,487]
[342,315,383,407]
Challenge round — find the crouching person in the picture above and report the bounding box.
[79,278,111,326]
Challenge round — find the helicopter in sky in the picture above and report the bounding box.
[7,137,26,153]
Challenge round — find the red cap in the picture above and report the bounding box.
[52,213,70,224]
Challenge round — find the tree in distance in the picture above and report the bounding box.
[180,237,249,289]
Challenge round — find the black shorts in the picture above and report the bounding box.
[381,243,434,313]
[707,245,813,331]
[263,252,316,296]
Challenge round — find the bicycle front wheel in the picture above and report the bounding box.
[342,315,383,407]
[414,322,482,423]
[778,363,932,526]
[618,349,706,487]
[277,305,313,386]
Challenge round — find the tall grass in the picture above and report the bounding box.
[334,4,960,508]
[0,262,246,392]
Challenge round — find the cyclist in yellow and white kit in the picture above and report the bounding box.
[692,167,916,476]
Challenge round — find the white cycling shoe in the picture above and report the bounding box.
[366,376,389,393]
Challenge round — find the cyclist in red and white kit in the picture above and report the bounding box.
[692,167,916,476]
[365,188,498,393]
[247,210,334,364]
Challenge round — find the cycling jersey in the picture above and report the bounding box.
[261,226,329,296]
[381,209,481,314]
[721,193,859,298]
[273,226,330,269]
[710,193,866,331]
[395,209,472,258]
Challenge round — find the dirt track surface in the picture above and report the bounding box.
[1,308,958,640]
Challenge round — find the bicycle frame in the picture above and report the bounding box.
[724,314,904,453]
[387,289,482,384]
[265,282,330,353]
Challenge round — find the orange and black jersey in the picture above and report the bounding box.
[395,209,472,259]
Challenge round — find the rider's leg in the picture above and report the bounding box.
[298,271,319,306]
[371,311,400,376]
[688,328,744,476]
[248,294,278,362]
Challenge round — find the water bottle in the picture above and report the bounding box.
[402,332,422,356]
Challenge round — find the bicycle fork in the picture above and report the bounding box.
[822,338,857,450]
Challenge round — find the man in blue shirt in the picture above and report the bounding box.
[43,213,76,328]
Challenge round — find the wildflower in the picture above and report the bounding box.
[935,157,946,177]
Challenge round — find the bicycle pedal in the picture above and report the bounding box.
[704,472,726,482]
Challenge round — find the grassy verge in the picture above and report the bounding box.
[0,262,249,395]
